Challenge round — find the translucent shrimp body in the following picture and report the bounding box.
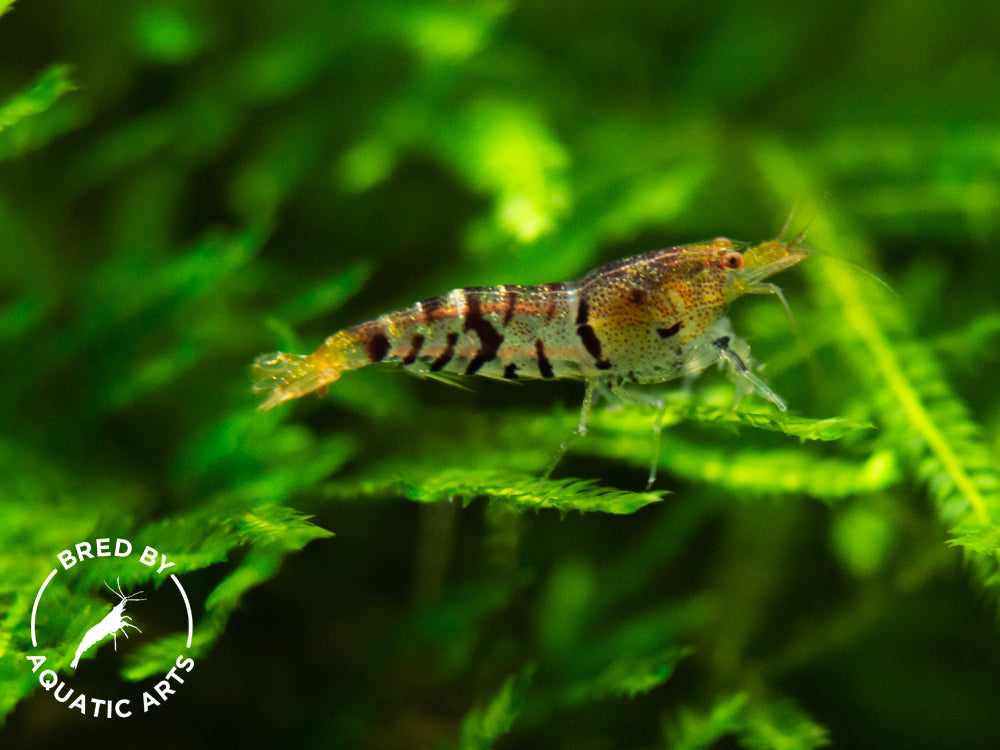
[252,235,808,481]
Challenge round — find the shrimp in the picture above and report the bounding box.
[252,235,809,485]
[70,578,145,670]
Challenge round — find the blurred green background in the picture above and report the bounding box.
[2,0,1000,747]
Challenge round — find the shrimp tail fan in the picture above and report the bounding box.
[251,352,337,410]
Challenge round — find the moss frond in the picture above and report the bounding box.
[756,141,1000,602]
[458,665,535,750]
[329,468,668,516]
[664,692,830,750]
[0,64,76,141]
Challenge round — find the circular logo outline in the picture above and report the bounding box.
[25,538,197,719]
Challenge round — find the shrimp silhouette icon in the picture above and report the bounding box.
[70,578,146,670]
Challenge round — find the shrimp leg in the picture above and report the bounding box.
[542,378,598,480]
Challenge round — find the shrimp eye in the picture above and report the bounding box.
[719,251,744,270]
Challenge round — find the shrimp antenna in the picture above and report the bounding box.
[778,191,831,239]
[801,244,897,297]
[776,200,801,241]
[106,577,146,603]
[777,200,896,297]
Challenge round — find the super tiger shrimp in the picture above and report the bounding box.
[252,235,809,486]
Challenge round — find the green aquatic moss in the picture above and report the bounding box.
[2,1,1000,748]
